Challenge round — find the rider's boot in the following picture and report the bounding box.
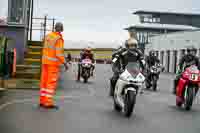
[146,75,151,89]
[91,70,94,77]
[77,70,81,81]
[109,78,117,97]
[109,79,114,97]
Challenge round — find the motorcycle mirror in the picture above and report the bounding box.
[112,58,117,63]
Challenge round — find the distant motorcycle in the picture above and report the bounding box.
[176,65,200,110]
[80,58,92,83]
[145,63,163,91]
[112,57,145,117]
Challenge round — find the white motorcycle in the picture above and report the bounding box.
[112,59,145,117]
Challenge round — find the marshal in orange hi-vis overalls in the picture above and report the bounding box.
[40,32,65,107]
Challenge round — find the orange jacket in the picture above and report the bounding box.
[42,32,66,66]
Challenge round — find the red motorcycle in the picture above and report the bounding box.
[176,65,200,110]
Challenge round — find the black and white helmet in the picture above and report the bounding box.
[186,45,197,55]
[149,50,156,56]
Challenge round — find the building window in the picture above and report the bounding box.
[139,14,160,23]
[152,17,160,23]
[152,18,156,23]
[144,17,151,23]
[140,16,144,23]
[156,18,160,23]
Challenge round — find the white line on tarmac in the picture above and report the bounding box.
[0,62,97,111]
[0,86,96,111]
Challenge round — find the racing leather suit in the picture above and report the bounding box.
[109,48,145,96]
[146,55,160,68]
[173,54,200,94]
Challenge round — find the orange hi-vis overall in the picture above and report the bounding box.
[40,32,65,107]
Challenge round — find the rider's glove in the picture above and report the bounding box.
[119,69,124,74]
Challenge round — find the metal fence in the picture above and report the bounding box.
[29,16,56,41]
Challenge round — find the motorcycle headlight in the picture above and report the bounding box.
[190,73,199,81]
[83,64,89,67]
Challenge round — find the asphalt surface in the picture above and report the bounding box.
[0,64,200,133]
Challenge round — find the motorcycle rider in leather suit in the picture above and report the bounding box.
[145,50,161,87]
[109,38,145,96]
[146,50,160,69]
[173,46,200,94]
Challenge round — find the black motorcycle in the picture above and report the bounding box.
[145,63,163,91]
[80,58,92,83]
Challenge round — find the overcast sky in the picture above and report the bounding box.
[1,0,200,45]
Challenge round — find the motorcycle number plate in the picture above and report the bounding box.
[112,58,117,63]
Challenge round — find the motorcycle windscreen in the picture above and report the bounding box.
[187,65,199,73]
[126,62,140,78]
[82,59,92,64]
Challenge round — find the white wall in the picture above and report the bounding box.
[145,30,200,73]
[147,30,200,51]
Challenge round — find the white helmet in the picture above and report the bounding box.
[125,38,138,49]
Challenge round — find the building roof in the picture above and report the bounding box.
[133,10,200,17]
[126,23,199,31]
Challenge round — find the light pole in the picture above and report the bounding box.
[30,0,34,41]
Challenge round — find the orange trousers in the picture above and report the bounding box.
[40,64,60,106]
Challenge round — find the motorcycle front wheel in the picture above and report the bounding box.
[184,86,195,111]
[83,77,88,83]
[82,69,89,83]
[152,75,158,91]
[176,96,183,107]
[124,90,136,117]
